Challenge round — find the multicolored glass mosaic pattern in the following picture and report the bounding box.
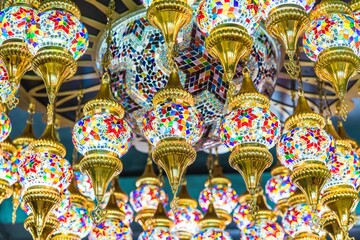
[265,174,297,204]
[0,63,11,103]
[0,112,11,142]
[0,5,37,44]
[303,13,360,62]
[89,219,133,240]
[220,107,281,150]
[259,0,315,18]
[19,152,72,192]
[168,206,203,235]
[233,203,252,230]
[26,9,88,60]
[74,170,95,201]
[97,11,279,150]
[282,203,320,237]
[0,145,16,185]
[325,150,360,190]
[142,101,204,146]
[198,184,239,214]
[129,184,168,212]
[139,227,180,240]
[141,0,196,8]
[277,127,333,170]
[241,219,285,240]
[54,202,92,238]
[196,0,261,36]
[73,113,133,158]
[191,228,233,240]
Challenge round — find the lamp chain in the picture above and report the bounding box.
[284,50,302,81]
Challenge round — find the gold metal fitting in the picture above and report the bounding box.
[310,0,353,21]
[0,140,17,155]
[152,138,196,198]
[112,178,128,203]
[13,102,36,146]
[52,233,81,240]
[228,69,270,111]
[350,0,360,12]
[206,23,252,82]
[12,182,22,224]
[199,203,225,230]
[205,160,231,187]
[270,161,290,176]
[290,161,331,209]
[105,192,125,221]
[83,72,125,117]
[22,186,61,237]
[24,214,59,240]
[293,232,321,240]
[152,69,194,106]
[0,40,32,90]
[28,135,66,159]
[229,144,272,194]
[0,179,13,205]
[79,152,123,204]
[145,203,173,229]
[285,94,325,131]
[135,157,162,187]
[287,188,307,207]
[321,185,359,233]
[3,0,40,9]
[255,192,277,221]
[178,180,197,209]
[147,0,192,52]
[266,4,309,69]
[337,121,358,150]
[39,0,81,19]
[275,198,289,216]
[135,208,156,230]
[321,211,348,240]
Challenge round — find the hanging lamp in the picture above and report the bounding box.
[259,0,316,79]
[11,102,36,224]
[219,68,281,209]
[321,118,360,239]
[130,149,168,230]
[321,211,357,240]
[277,94,333,210]
[0,0,39,108]
[196,0,261,82]
[265,160,297,216]
[169,178,203,240]
[24,214,59,240]
[303,0,360,120]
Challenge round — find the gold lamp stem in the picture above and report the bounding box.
[12,182,21,224]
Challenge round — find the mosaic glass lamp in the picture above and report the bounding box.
[219,69,281,208]
[277,94,333,210]
[24,213,59,240]
[168,179,203,239]
[265,161,297,215]
[11,102,36,223]
[130,154,168,230]
[73,71,133,216]
[0,103,11,142]
[241,219,285,240]
[73,161,95,201]
[321,118,360,238]
[52,178,93,240]
[321,211,357,240]
[142,68,204,203]
[0,0,39,108]
[198,159,238,225]
[0,61,12,105]
[191,203,232,240]
[0,139,17,205]
[196,0,261,82]
[259,0,316,79]
[303,0,360,119]
[138,203,179,240]
[89,192,132,240]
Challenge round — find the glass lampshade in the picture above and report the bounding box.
[0,63,11,103]
[233,202,252,230]
[129,184,168,213]
[196,0,261,36]
[73,113,133,158]
[26,9,88,60]
[265,174,297,204]
[0,142,17,185]
[241,219,285,239]
[168,205,203,236]
[89,219,133,240]
[191,228,232,240]
[0,112,11,142]
[74,169,95,201]
[138,227,180,240]
[142,101,204,146]
[0,5,37,44]
[220,107,281,150]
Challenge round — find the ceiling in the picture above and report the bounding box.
[1,0,360,239]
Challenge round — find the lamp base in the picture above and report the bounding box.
[24,214,59,240]
[294,232,320,240]
[290,161,330,209]
[215,209,232,226]
[275,198,289,217]
[135,208,156,230]
[321,211,346,240]
[0,179,12,205]
[206,24,252,82]
[52,233,81,240]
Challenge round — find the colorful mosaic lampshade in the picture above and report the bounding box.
[0,63,12,104]
[89,219,133,240]
[277,95,332,209]
[303,1,360,119]
[0,140,17,204]
[192,228,232,240]
[0,107,12,142]
[233,202,252,230]
[196,0,261,82]
[73,113,132,158]
[26,7,88,60]
[241,219,285,240]
[74,165,95,201]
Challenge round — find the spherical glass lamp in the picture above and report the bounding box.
[196,0,261,81]
[303,1,360,119]
[0,108,12,142]
[0,141,17,204]
[73,165,95,201]
[139,227,180,240]
[0,63,12,104]
[192,228,232,240]
[241,219,285,240]
[233,203,252,230]
[89,219,132,240]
